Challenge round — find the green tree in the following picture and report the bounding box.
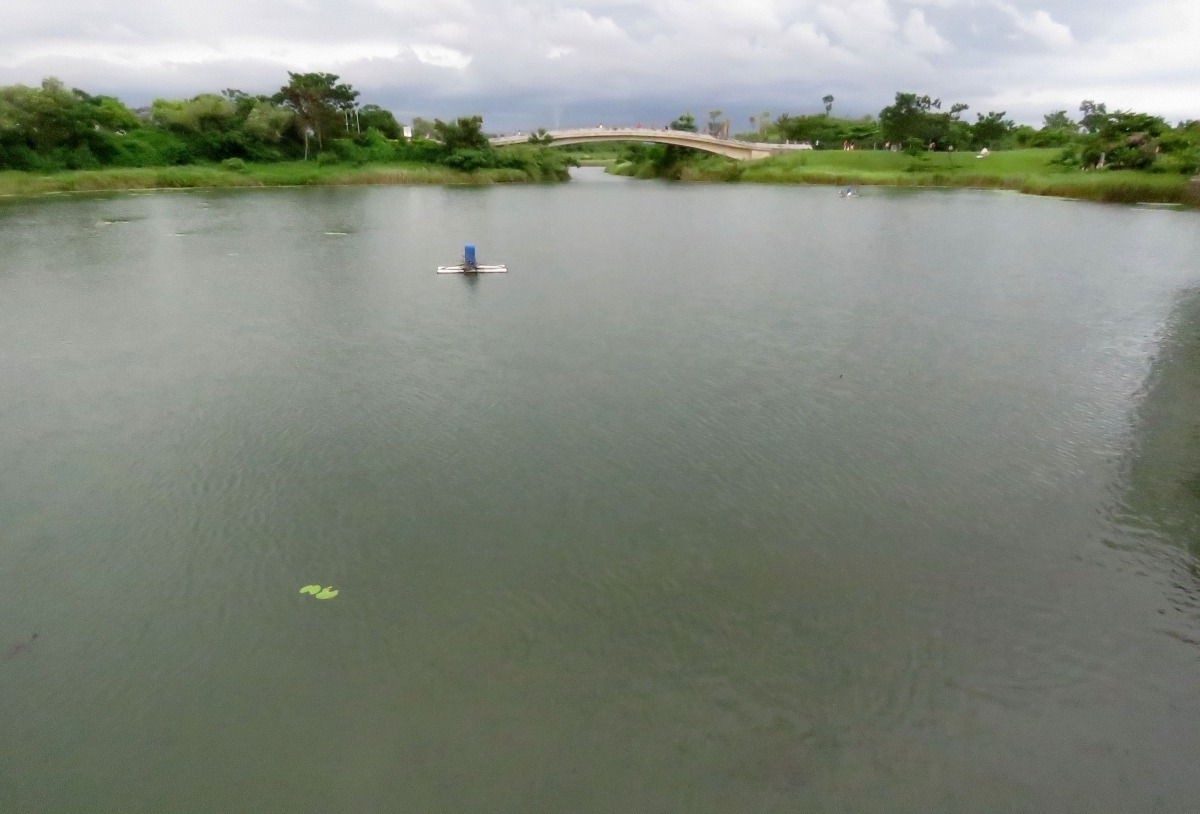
[432,115,501,171]
[777,113,865,147]
[1013,110,1078,148]
[0,87,36,168]
[151,94,236,132]
[358,104,402,139]
[221,88,258,117]
[1101,111,1168,140]
[410,116,437,139]
[147,93,253,161]
[77,92,140,133]
[1079,100,1108,134]
[879,92,962,148]
[1094,111,1168,169]
[1022,109,1080,148]
[275,72,360,159]
[632,111,704,179]
[1060,109,1171,170]
[1043,110,1076,132]
[823,94,834,115]
[0,78,133,169]
[26,79,93,154]
[244,100,294,144]
[971,111,1014,149]
[669,111,697,132]
[879,92,935,144]
[1157,121,1200,174]
[845,120,881,145]
[432,115,489,151]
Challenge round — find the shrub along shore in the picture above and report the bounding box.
[4,148,1197,206]
[0,158,563,197]
[0,75,575,196]
[610,148,1200,206]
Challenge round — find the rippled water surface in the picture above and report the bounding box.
[2,171,1200,812]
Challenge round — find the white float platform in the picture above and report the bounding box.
[437,265,508,274]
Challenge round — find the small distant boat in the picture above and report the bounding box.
[839,186,858,198]
[437,244,507,274]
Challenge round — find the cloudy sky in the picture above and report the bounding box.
[3,0,1198,131]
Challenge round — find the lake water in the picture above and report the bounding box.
[2,169,1199,812]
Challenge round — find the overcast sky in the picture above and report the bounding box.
[3,0,1198,131]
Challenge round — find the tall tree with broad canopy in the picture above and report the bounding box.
[244,100,294,144]
[879,92,967,149]
[1079,100,1109,134]
[971,111,1014,149]
[150,94,237,132]
[275,72,359,159]
[1042,110,1077,132]
[431,115,489,151]
[358,105,402,139]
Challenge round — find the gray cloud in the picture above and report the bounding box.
[1,0,1197,130]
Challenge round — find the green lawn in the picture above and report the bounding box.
[677,148,1200,205]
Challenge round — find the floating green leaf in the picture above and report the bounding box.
[314,587,339,600]
[299,585,322,595]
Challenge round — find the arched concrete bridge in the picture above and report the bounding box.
[490,127,809,161]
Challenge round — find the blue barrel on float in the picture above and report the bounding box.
[464,244,476,266]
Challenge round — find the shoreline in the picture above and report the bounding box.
[727,172,1200,206]
[0,161,562,199]
[610,148,1200,206]
[3,153,1197,208]
[1121,288,1200,555]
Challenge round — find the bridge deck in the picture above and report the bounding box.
[490,127,810,161]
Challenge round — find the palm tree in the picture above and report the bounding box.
[823,94,834,115]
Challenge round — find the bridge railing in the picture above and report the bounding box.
[490,126,799,150]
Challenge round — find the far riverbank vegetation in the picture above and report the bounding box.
[0,73,575,194]
[611,98,1200,205]
[3,77,1198,204]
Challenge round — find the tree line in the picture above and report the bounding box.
[4,75,1197,178]
[0,73,569,178]
[741,93,1200,174]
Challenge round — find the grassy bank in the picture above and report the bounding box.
[0,160,558,197]
[6,150,1196,206]
[617,148,1200,205]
